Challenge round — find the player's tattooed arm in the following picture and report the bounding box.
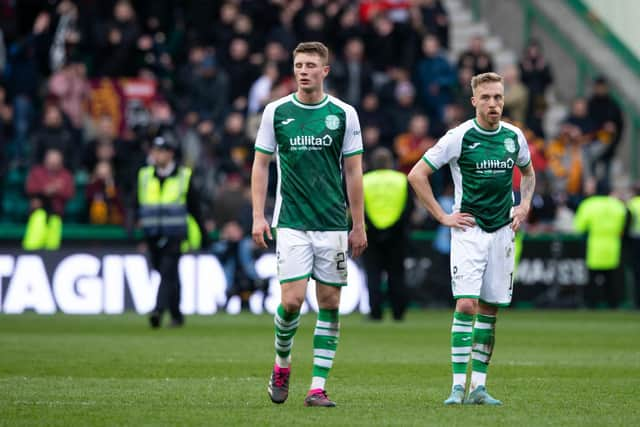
[519,162,536,210]
[512,162,535,231]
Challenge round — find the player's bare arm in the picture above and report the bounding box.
[251,150,273,248]
[408,159,475,230]
[344,154,367,257]
[512,162,536,231]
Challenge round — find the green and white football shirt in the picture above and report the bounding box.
[255,93,363,231]
[423,119,531,232]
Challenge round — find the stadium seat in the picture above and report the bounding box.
[64,171,89,223]
[2,167,29,223]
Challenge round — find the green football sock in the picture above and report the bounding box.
[451,311,474,389]
[310,308,339,391]
[274,304,300,368]
[471,313,496,390]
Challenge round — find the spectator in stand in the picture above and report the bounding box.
[331,4,364,49]
[176,44,229,127]
[0,85,13,158]
[86,160,125,225]
[587,76,624,188]
[457,35,494,75]
[295,8,329,44]
[415,33,456,124]
[95,0,141,77]
[23,148,75,250]
[31,103,78,170]
[190,119,222,221]
[566,97,595,135]
[219,112,253,175]
[452,66,476,119]
[528,175,557,233]
[211,173,261,304]
[394,113,436,175]
[225,37,261,113]
[248,62,280,115]
[359,92,394,142]
[502,64,528,124]
[362,124,383,171]
[231,13,262,57]
[566,97,601,182]
[546,122,589,210]
[328,37,373,109]
[247,1,288,47]
[7,11,50,164]
[410,0,449,49]
[379,67,421,136]
[0,84,10,208]
[441,103,465,131]
[512,125,547,204]
[519,38,553,129]
[83,115,119,172]
[48,60,89,130]
[263,39,294,83]
[365,14,404,77]
[213,2,240,59]
[265,6,298,56]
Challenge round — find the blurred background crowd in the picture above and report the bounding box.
[0,0,629,238]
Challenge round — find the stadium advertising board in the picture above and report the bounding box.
[0,238,588,314]
[0,251,368,315]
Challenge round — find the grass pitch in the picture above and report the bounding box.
[0,310,638,426]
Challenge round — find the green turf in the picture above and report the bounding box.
[0,310,638,426]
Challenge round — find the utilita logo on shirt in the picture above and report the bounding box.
[289,135,333,151]
[475,158,514,174]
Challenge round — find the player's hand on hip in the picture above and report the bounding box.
[348,227,367,258]
[510,205,529,232]
[443,212,475,230]
[251,217,272,248]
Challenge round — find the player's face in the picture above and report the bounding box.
[293,52,329,94]
[471,81,504,129]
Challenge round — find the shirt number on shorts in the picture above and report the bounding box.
[336,252,347,272]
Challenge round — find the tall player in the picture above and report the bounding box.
[251,42,367,407]
[408,72,535,405]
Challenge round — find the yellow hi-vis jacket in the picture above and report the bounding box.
[138,165,192,238]
[574,195,627,270]
[363,169,408,229]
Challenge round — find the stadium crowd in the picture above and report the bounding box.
[0,0,627,237]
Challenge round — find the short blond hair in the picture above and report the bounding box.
[293,41,329,65]
[470,72,503,95]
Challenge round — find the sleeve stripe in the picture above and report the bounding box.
[343,149,363,157]
[422,156,438,170]
[517,159,531,168]
[255,146,274,154]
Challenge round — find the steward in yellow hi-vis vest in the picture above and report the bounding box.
[574,181,628,308]
[362,147,412,321]
[137,130,209,328]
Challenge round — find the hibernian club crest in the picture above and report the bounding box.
[504,137,516,153]
[325,114,340,130]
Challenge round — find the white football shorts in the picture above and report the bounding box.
[275,228,349,286]
[450,223,515,306]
